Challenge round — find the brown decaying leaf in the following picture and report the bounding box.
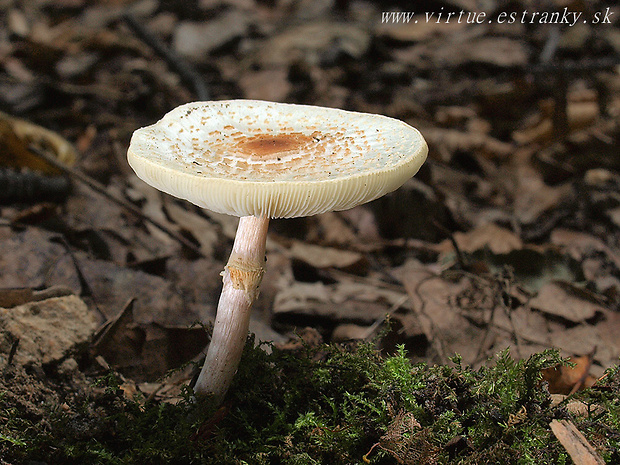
[542,354,597,395]
[288,241,364,270]
[529,281,606,323]
[0,110,77,174]
[93,298,210,381]
[437,222,523,256]
[273,278,410,324]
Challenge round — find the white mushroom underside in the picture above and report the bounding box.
[127,100,428,218]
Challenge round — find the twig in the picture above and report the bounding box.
[362,294,410,341]
[51,234,108,320]
[7,337,19,366]
[432,219,466,269]
[28,145,205,257]
[93,298,136,349]
[550,419,605,465]
[122,13,210,101]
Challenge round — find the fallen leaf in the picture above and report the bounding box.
[0,227,79,290]
[513,99,599,145]
[513,164,573,226]
[438,222,523,256]
[542,354,597,394]
[288,241,364,270]
[423,127,513,163]
[0,110,77,174]
[550,229,620,272]
[94,299,210,381]
[238,68,292,102]
[377,16,465,43]
[164,200,219,256]
[393,260,484,364]
[529,282,605,323]
[258,22,370,67]
[273,278,410,324]
[173,10,250,60]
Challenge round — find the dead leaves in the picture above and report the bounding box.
[0,0,617,395]
[529,282,605,323]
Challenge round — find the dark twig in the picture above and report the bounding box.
[432,219,466,270]
[28,145,205,257]
[540,26,569,141]
[52,235,108,320]
[7,337,19,366]
[122,13,210,101]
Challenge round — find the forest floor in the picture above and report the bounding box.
[0,0,619,463]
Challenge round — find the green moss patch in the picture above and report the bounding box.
[1,339,618,464]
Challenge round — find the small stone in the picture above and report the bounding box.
[0,295,98,366]
[584,168,614,186]
[332,323,371,341]
[59,357,79,374]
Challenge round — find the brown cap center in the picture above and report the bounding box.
[236,133,315,158]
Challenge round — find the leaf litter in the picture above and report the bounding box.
[0,0,619,463]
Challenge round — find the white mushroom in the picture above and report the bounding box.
[127,100,428,402]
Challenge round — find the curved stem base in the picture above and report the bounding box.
[193,215,270,402]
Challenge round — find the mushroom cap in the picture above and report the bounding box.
[127,100,427,218]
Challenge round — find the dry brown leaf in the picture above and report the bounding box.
[392,261,483,364]
[513,164,572,225]
[94,299,210,381]
[125,175,178,249]
[288,241,364,270]
[258,22,370,67]
[306,212,358,246]
[0,227,80,290]
[331,323,371,341]
[0,286,73,308]
[164,200,219,257]
[78,257,188,324]
[273,278,410,324]
[542,354,597,394]
[551,229,620,271]
[0,110,77,174]
[438,222,523,256]
[459,36,529,68]
[491,305,551,350]
[173,10,250,61]
[513,100,599,145]
[377,17,466,43]
[238,68,291,102]
[529,282,605,323]
[424,127,513,163]
[548,325,617,377]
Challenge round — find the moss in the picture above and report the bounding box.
[1,338,618,464]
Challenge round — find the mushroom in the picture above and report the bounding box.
[127,100,427,402]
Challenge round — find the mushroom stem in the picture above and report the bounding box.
[193,215,270,401]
